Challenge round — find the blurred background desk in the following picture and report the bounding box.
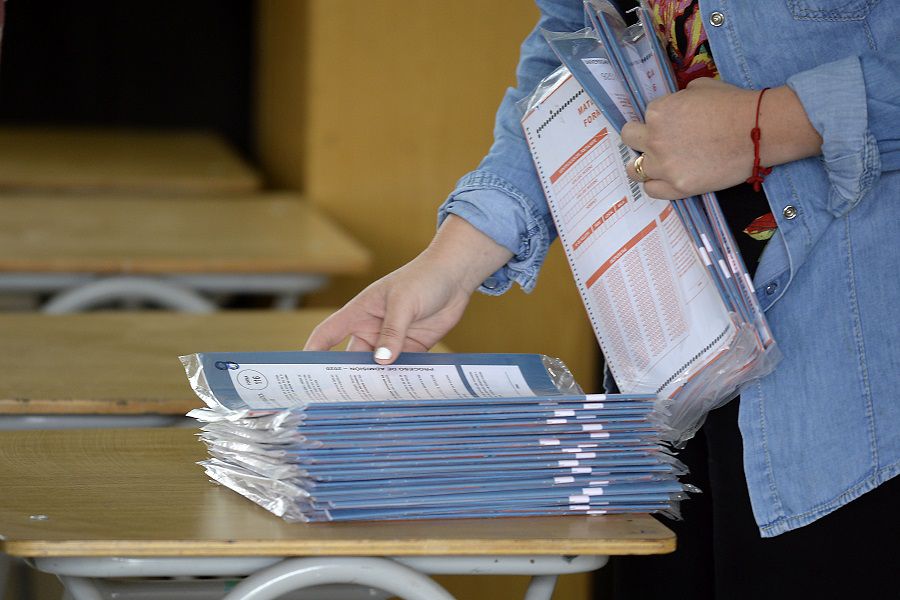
[0,311,451,598]
[0,427,675,600]
[0,128,261,194]
[0,3,604,598]
[0,194,371,312]
[0,310,441,429]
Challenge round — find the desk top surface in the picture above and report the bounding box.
[0,192,371,274]
[0,128,261,193]
[0,427,676,557]
[0,311,454,415]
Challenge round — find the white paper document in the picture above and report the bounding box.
[522,72,736,396]
[224,362,535,409]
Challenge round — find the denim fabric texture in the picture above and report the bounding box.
[437,0,900,536]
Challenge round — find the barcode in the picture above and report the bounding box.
[618,141,643,201]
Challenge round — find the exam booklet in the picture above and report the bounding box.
[518,0,780,443]
[184,351,574,412]
[183,351,692,523]
[521,70,735,403]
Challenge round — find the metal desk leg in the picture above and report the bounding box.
[524,575,558,600]
[57,576,104,600]
[222,557,457,600]
[0,415,190,431]
[274,292,301,311]
[41,277,217,313]
[170,273,328,309]
[33,555,608,600]
[397,555,608,600]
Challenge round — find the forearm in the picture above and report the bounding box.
[438,0,586,294]
[423,214,514,294]
[758,85,823,168]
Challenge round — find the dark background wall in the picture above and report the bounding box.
[0,0,255,157]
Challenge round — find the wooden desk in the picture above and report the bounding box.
[0,311,449,424]
[0,127,261,194]
[0,193,371,311]
[0,428,675,600]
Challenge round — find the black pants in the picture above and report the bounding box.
[596,399,900,599]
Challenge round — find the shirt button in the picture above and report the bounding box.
[709,11,726,27]
[483,277,498,290]
[765,282,778,295]
[782,205,798,220]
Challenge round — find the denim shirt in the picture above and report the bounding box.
[438,0,900,537]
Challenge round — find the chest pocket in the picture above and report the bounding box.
[786,0,878,20]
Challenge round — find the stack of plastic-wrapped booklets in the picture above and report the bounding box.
[519,0,781,444]
[183,351,692,522]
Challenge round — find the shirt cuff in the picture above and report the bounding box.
[437,171,555,296]
[787,56,880,216]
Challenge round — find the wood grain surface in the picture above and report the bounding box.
[0,127,261,193]
[0,192,371,274]
[0,310,452,415]
[0,427,676,557]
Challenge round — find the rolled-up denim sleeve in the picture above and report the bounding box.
[437,0,585,295]
[786,53,900,215]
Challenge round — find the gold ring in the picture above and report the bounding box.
[633,153,649,183]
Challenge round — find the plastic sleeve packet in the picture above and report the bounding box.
[182,351,688,523]
[518,0,781,446]
[179,351,584,414]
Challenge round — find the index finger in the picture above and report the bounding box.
[620,121,649,152]
[303,311,353,351]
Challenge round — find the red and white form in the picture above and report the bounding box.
[522,70,735,396]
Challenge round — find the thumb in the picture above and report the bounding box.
[373,297,416,365]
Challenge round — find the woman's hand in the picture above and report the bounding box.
[304,215,513,364]
[621,78,822,200]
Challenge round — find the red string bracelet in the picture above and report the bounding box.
[746,87,772,192]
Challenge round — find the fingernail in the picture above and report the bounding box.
[374,347,392,361]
